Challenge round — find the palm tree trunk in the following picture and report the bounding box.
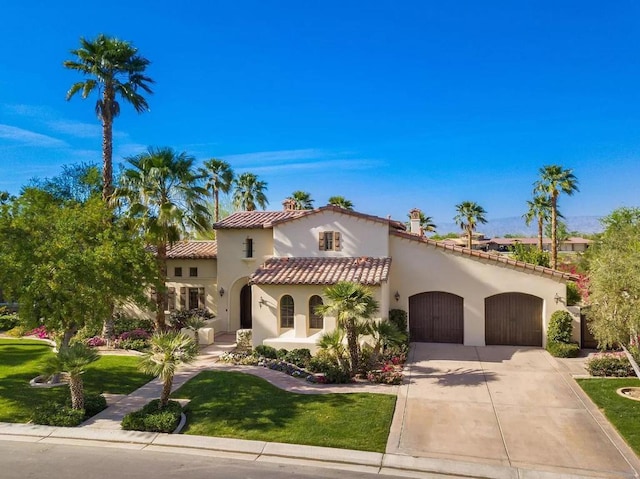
[156,243,168,331]
[160,377,173,408]
[101,88,114,203]
[214,188,219,222]
[346,324,359,376]
[537,216,544,251]
[69,376,84,410]
[467,226,472,249]
[551,194,558,269]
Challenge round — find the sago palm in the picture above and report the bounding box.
[115,147,211,330]
[64,34,153,202]
[199,159,234,222]
[316,281,379,375]
[44,343,99,410]
[523,195,552,251]
[454,201,488,249]
[138,331,198,408]
[534,165,579,269]
[233,173,269,211]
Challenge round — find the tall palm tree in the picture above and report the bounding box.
[138,331,198,408]
[44,343,99,410]
[64,34,153,202]
[407,211,437,235]
[534,165,579,269]
[233,173,268,211]
[327,196,354,210]
[199,159,234,222]
[115,147,211,330]
[523,195,552,251]
[316,281,379,375]
[454,201,488,249]
[288,190,314,210]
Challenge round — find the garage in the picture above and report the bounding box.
[485,293,543,346]
[409,292,464,343]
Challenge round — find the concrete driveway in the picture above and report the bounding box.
[386,343,640,478]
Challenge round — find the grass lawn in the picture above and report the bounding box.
[0,338,153,423]
[577,378,640,455]
[173,370,396,453]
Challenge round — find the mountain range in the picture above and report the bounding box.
[436,216,603,238]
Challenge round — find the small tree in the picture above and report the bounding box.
[138,331,198,408]
[44,343,99,410]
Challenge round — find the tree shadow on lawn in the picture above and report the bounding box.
[0,371,69,422]
[407,364,498,387]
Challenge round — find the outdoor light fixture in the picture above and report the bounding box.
[219,287,225,297]
[554,293,562,304]
[394,291,400,301]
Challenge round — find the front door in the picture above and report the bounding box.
[240,284,252,329]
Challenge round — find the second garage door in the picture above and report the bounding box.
[485,293,543,346]
[409,292,464,343]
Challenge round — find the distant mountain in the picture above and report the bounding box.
[436,216,603,238]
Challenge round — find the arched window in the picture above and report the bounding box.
[308,295,324,329]
[280,295,294,329]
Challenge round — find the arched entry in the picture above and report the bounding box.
[409,292,464,343]
[240,284,252,329]
[485,293,542,346]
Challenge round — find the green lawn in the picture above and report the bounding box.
[173,370,396,452]
[577,378,640,455]
[0,338,153,422]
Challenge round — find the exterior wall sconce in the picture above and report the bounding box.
[259,297,267,308]
[394,291,400,301]
[554,293,563,304]
[219,287,225,297]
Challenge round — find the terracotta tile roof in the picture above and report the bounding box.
[269,205,407,231]
[392,231,579,281]
[163,241,218,259]
[250,256,391,286]
[213,211,307,229]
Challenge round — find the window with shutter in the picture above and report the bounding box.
[180,287,186,310]
[188,288,199,309]
[334,232,341,250]
[318,232,324,250]
[198,287,205,308]
[245,238,254,258]
[168,287,176,311]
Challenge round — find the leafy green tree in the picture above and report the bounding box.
[454,201,488,249]
[509,242,550,267]
[534,165,579,269]
[316,281,379,375]
[115,147,211,331]
[430,232,460,240]
[406,211,437,235]
[288,190,314,210]
[0,189,157,347]
[233,173,269,211]
[327,196,354,210]
[0,191,13,204]
[64,34,153,202]
[29,163,102,203]
[44,343,99,410]
[523,195,551,251]
[199,159,234,222]
[587,207,640,377]
[138,331,198,408]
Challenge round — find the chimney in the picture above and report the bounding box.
[409,208,422,235]
[282,198,297,211]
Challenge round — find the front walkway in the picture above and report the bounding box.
[386,343,640,479]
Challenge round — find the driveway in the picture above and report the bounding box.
[386,343,640,478]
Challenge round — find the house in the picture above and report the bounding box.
[487,237,592,253]
[128,202,580,350]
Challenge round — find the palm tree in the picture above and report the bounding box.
[115,147,211,330]
[64,34,153,202]
[138,331,197,408]
[316,281,379,375]
[233,173,268,211]
[454,201,488,249]
[199,159,234,222]
[44,343,99,410]
[288,190,314,210]
[523,195,552,251]
[327,196,354,210]
[534,165,579,269]
[407,211,437,235]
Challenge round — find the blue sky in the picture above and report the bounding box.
[1,1,638,227]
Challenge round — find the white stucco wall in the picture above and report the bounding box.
[273,210,390,258]
[389,235,569,347]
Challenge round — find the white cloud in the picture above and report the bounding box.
[223,149,325,165]
[46,119,102,139]
[0,124,67,148]
[248,158,384,175]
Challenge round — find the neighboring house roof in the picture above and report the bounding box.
[392,231,578,281]
[269,205,407,231]
[163,240,218,259]
[213,211,306,229]
[489,237,593,246]
[250,256,391,286]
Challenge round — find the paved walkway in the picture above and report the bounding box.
[387,343,640,479]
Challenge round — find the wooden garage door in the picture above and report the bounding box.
[485,293,542,346]
[409,292,464,343]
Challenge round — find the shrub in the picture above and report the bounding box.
[80,394,108,418]
[547,310,573,344]
[367,362,404,385]
[6,325,26,337]
[86,336,106,348]
[284,348,312,368]
[119,329,150,341]
[388,309,408,335]
[587,352,636,377]
[169,308,214,330]
[32,403,85,427]
[121,399,182,433]
[546,341,580,358]
[26,325,48,339]
[276,348,288,360]
[112,316,154,336]
[566,282,582,306]
[0,313,19,331]
[254,344,278,359]
[308,353,351,384]
[117,338,149,351]
[235,329,252,352]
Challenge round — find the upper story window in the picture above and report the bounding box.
[245,237,254,258]
[174,267,182,277]
[308,295,324,330]
[318,231,341,251]
[280,295,294,329]
[189,267,198,277]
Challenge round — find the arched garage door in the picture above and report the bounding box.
[485,293,542,346]
[409,292,464,343]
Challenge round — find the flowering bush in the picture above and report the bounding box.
[587,352,635,377]
[367,362,404,385]
[26,325,48,339]
[86,336,106,347]
[119,329,150,341]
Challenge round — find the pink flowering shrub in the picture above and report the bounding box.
[367,362,404,384]
[86,336,106,347]
[119,329,150,341]
[587,351,635,377]
[26,325,48,339]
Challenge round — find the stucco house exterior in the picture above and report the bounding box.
[129,202,580,351]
